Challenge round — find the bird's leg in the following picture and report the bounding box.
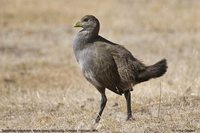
[95,93,107,123]
[124,90,134,120]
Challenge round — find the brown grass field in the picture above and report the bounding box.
[0,0,200,132]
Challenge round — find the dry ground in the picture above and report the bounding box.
[0,0,200,132]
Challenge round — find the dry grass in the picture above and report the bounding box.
[0,0,200,132]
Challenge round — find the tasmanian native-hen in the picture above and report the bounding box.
[73,15,167,123]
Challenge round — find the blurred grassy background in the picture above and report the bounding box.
[1,0,200,32]
[0,0,200,132]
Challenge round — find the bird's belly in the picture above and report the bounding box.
[83,69,102,88]
[80,61,103,89]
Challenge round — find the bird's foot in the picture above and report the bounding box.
[95,115,101,123]
[126,115,135,121]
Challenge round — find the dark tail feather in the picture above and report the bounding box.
[137,59,167,83]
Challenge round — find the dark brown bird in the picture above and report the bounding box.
[73,15,167,123]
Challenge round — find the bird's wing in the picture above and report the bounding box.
[86,42,123,94]
[97,36,146,87]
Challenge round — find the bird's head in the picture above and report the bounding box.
[73,15,100,34]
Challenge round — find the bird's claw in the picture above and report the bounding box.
[126,115,135,121]
[95,116,101,123]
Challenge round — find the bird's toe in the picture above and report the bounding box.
[95,116,101,123]
[126,115,135,121]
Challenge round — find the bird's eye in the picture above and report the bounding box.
[83,18,89,22]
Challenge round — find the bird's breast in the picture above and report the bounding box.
[76,47,96,71]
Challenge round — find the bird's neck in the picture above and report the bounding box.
[80,28,99,41]
[73,29,99,63]
[74,29,98,45]
[73,29,97,52]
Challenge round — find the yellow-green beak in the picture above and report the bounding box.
[73,21,82,27]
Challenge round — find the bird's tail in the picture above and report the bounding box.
[137,59,167,83]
